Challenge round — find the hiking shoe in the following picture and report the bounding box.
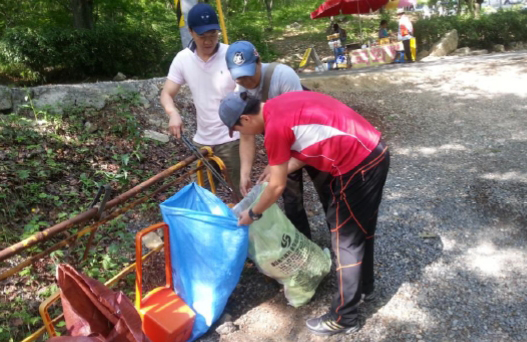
[361,290,377,302]
[306,313,360,336]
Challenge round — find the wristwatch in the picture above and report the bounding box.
[248,208,263,221]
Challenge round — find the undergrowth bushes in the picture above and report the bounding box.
[227,20,277,61]
[0,24,166,81]
[415,10,527,50]
[0,19,274,84]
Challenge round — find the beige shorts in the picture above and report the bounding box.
[192,140,241,200]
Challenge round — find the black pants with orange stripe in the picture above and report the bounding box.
[326,141,390,326]
[283,165,332,240]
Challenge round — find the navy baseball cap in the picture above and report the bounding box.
[187,3,221,35]
[226,41,260,80]
[220,92,249,137]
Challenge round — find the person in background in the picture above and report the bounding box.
[378,20,389,39]
[332,23,347,46]
[159,3,241,196]
[225,40,331,240]
[397,8,414,62]
[219,91,390,336]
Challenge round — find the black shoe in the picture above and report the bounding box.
[361,290,377,302]
[306,313,360,336]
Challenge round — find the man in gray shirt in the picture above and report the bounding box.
[225,40,330,239]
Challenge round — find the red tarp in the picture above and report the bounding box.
[311,0,389,19]
[48,264,149,342]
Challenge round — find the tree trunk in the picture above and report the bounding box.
[466,0,475,16]
[243,0,248,13]
[263,0,272,27]
[70,0,94,30]
[475,0,483,17]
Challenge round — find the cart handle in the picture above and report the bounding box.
[135,222,172,309]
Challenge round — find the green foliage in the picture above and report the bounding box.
[227,18,278,61]
[0,93,150,245]
[220,0,320,18]
[415,10,527,50]
[0,24,165,79]
[0,62,41,83]
[0,0,182,83]
[22,215,49,239]
[0,297,42,341]
[270,0,323,26]
[81,218,135,281]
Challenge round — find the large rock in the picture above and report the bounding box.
[0,86,12,112]
[31,85,107,113]
[144,130,169,143]
[113,72,127,81]
[9,78,167,114]
[429,29,459,57]
[10,88,29,111]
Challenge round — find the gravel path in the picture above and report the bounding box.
[207,51,527,341]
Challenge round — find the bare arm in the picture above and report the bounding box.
[160,79,183,138]
[238,162,288,225]
[252,162,288,215]
[239,134,256,196]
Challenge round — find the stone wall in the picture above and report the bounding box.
[0,78,185,114]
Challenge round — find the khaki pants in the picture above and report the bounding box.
[193,140,241,200]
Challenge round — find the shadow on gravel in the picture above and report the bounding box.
[369,91,525,341]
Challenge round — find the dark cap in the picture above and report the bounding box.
[219,92,250,138]
[188,3,221,35]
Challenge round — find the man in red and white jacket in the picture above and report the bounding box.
[219,91,390,336]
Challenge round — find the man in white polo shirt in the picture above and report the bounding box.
[160,3,240,196]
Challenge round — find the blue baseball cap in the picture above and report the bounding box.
[220,92,249,137]
[187,3,221,35]
[226,41,260,80]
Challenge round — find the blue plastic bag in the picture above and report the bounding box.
[160,183,248,341]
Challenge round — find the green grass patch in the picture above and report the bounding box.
[0,90,158,246]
